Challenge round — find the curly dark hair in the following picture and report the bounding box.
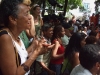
[51,25,63,42]
[0,0,23,27]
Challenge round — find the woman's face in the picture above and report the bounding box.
[81,38,86,47]
[59,27,65,37]
[15,4,31,30]
[33,7,41,16]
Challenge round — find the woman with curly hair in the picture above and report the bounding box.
[0,0,50,75]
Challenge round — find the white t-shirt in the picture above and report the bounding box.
[73,25,78,33]
[70,64,92,75]
[9,33,29,75]
[61,34,70,47]
[13,38,28,64]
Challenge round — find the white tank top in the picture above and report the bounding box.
[8,33,29,75]
[13,38,28,64]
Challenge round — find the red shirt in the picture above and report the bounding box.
[50,40,65,64]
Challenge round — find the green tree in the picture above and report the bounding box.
[58,0,83,15]
[79,6,86,12]
[31,0,83,16]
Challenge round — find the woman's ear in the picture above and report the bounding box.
[9,16,17,25]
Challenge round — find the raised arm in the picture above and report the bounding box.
[51,41,64,59]
[25,15,35,38]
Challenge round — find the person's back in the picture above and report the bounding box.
[90,13,96,26]
[70,44,100,75]
[70,64,92,75]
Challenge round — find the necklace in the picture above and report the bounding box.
[9,29,20,42]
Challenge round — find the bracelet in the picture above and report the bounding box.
[21,63,29,72]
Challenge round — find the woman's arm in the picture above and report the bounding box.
[25,15,35,38]
[38,61,56,75]
[51,41,64,59]
[0,34,18,75]
[71,52,80,69]
[0,34,48,75]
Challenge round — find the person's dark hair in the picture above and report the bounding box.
[89,30,98,37]
[68,20,73,26]
[0,0,23,27]
[79,44,100,70]
[95,26,99,30]
[41,23,53,32]
[51,25,63,42]
[86,36,97,44]
[83,20,89,27]
[64,32,86,58]
[62,21,71,29]
[78,25,83,31]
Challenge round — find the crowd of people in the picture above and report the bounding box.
[0,0,100,75]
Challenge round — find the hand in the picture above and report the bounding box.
[34,37,51,55]
[29,14,36,37]
[48,70,56,75]
[47,44,55,49]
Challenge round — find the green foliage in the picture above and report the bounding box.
[57,0,83,11]
[31,0,82,9]
[68,0,82,10]
[79,6,87,12]
[31,0,83,12]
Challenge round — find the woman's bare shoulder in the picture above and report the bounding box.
[0,31,14,52]
[74,52,79,57]
[0,33,17,75]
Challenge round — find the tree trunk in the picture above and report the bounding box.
[63,0,68,16]
[42,0,46,17]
